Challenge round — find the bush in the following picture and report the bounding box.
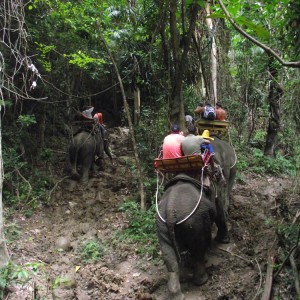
[117,200,159,258]
[78,239,106,264]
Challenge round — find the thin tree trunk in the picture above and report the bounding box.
[97,25,146,210]
[264,56,283,157]
[0,100,10,266]
[169,1,201,128]
[133,88,140,125]
[193,34,210,102]
[205,1,218,104]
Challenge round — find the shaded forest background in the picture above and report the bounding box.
[0,0,300,297]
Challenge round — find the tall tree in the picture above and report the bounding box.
[0,0,36,266]
[205,1,218,104]
[168,1,201,127]
[264,57,283,157]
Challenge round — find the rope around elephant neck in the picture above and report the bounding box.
[156,168,205,225]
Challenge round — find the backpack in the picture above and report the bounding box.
[203,106,216,120]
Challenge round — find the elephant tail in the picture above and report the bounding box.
[166,210,181,264]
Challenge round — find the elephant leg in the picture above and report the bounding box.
[190,236,209,286]
[104,141,113,162]
[158,228,184,300]
[215,196,230,243]
[81,157,93,182]
[69,147,80,180]
[168,272,185,300]
[193,259,208,286]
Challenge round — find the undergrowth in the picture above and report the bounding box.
[237,148,298,176]
[116,200,159,260]
[0,261,44,299]
[77,238,107,264]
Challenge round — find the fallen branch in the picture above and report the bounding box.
[217,246,253,265]
[46,176,69,204]
[274,226,300,280]
[14,168,32,204]
[289,249,300,297]
[261,254,274,300]
[251,258,262,300]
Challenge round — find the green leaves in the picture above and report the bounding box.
[185,0,205,8]
[17,115,36,128]
[64,51,106,69]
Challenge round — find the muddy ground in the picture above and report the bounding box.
[4,127,300,300]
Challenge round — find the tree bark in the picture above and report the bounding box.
[169,1,201,128]
[133,87,140,125]
[97,25,146,210]
[205,1,218,104]
[0,102,10,266]
[264,57,283,157]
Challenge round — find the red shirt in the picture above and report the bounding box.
[94,113,104,124]
[162,133,184,159]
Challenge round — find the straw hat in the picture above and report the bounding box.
[200,129,214,140]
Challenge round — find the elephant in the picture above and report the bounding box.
[210,137,237,243]
[156,138,236,299]
[156,175,216,300]
[69,129,105,182]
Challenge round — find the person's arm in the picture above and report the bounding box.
[203,139,211,144]
[194,106,204,114]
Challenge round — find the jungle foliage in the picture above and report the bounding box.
[1,0,299,254]
[0,0,300,298]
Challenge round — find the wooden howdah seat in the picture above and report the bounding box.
[154,155,204,173]
[71,112,98,135]
[196,119,230,139]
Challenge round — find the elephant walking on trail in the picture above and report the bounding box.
[156,176,216,300]
[156,138,236,299]
[211,137,236,242]
[69,129,105,182]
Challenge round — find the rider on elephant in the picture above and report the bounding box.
[74,107,113,164]
[93,112,113,163]
[181,126,226,185]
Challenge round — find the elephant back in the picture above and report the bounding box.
[211,137,236,169]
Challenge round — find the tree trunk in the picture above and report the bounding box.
[169,1,201,128]
[205,1,218,105]
[264,57,283,157]
[133,87,140,125]
[97,25,146,210]
[0,104,10,266]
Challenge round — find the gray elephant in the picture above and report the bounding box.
[69,129,105,182]
[156,175,216,300]
[211,137,237,242]
[156,138,236,299]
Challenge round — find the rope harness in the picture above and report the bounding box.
[156,167,206,225]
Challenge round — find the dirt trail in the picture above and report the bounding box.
[5,127,297,300]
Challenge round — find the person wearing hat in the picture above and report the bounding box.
[162,124,184,159]
[200,130,215,155]
[81,106,94,119]
[181,125,211,156]
[200,130,226,184]
[215,102,227,121]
